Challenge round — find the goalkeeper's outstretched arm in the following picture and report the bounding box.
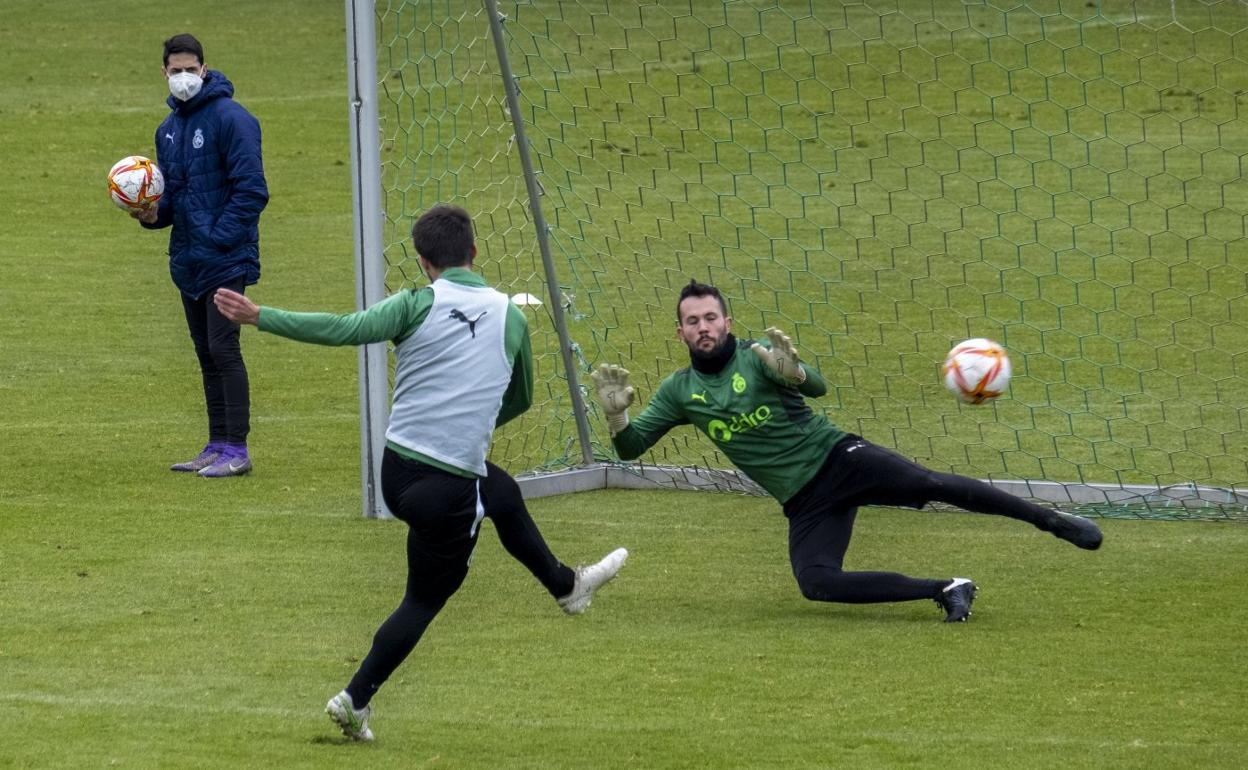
[592,364,686,460]
[592,363,650,459]
[796,365,827,398]
[591,364,634,436]
[750,326,827,397]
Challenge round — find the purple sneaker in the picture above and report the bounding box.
[198,445,253,478]
[171,442,224,472]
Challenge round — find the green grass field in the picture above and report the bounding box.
[2,1,1247,767]
[5,490,1248,768]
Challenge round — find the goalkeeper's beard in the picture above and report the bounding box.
[687,332,737,374]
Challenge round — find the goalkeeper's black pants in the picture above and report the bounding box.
[345,449,576,708]
[782,435,1060,604]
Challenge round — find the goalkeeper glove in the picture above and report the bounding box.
[751,327,806,384]
[591,364,635,436]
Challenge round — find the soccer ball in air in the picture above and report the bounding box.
[943,338,1012,404]
[107,156,164,212]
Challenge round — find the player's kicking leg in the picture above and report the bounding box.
[557,547,629,615]
[481,462,628,614]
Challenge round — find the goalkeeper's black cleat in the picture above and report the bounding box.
[1046,511,1103,551]
[936,578,976,623]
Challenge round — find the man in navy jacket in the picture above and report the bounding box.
[136,33,268,477]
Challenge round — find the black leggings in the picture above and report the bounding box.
[345,450,575,707]
[181,277,249,444]
[782,436,1056,604]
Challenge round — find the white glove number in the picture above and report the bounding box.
[591,364,635,436]
[751,327,806,384]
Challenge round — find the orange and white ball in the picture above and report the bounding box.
[107,155,164,212]
[943,338,1011,404]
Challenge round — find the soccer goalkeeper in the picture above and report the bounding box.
[593,279,1101,624]
[214,204,627,742]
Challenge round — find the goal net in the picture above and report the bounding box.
[359,0,1248,520]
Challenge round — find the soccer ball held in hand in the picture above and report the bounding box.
[107,155,164,212]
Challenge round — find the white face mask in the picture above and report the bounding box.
[168,71,203,101]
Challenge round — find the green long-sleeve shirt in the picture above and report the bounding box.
[256,267,533,477]
[612,339,845,503]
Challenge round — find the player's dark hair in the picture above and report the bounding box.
[163,33,204,66]
[412,204,476,269]
[677,279,728,321]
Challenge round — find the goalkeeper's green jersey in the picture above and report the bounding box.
[611,339,846,503]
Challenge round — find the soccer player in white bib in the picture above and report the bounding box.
[214,204,627,742]
[592,280,1100,625]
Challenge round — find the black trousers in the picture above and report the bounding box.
[782,435,1056,604]
[345,449,576,707]
[181,277,249,444]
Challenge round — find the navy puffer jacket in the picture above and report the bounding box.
[144,70,268,299]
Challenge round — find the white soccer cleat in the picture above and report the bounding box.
[557,547,629,615]
[326,690,374,742]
